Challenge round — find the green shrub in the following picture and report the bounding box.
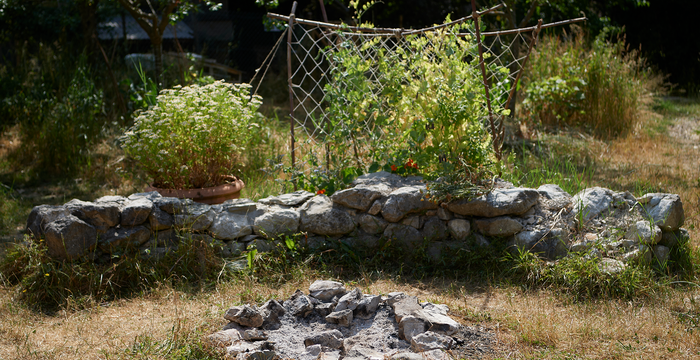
[3,53,105,175]
[522,29,650,138]
[120,81,263,189]
[0,234,229,311]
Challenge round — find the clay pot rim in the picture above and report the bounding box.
[145,178,245,204]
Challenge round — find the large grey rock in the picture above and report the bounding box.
[331,184,390,211]
[421,303,460,335]
[173,203,215,231]
[625,220,662,245]
[357,214,388,235]
[44,215,97,260]
[383,224,423,251]
[222,198,258,214]
[474,216,523,237]
[211,212,252,240]
[639,193,685,231]
[571,187,613,223]
[446,188,539,218]
[391,296,459,342]
[398,315,427,342]
[660,228,689,248]
[148,206,173,231]
[99,225,151,253]
[253,208,299,238]
[300,196,355,236]
[325,309,354,327]
[391,296,423,323]
[285,290,313,317]
[381,186,438,223]
[401,215,423,229]
[304,329,344,349]
[421,217,447,241]
[509,228,550,257]
[653,245,670,264]
[354,295,381,319]
[335,288,362,312]
[309,280,346,301]
[537,184,573,209]
[436,207,453,221]
[65,199,120,231]
[224,305,264,328]
[447,219,470,241]
[121,198,154,226]
[367,200,383,215]
[152,197,182,214]
[26,205,70,238]
[410,331,454,352]
[259,190,314,206]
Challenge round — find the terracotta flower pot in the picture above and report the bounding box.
[145,178,245,205]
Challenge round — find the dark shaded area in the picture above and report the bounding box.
[608,0,700,92]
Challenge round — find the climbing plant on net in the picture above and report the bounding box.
[286,15,527,189]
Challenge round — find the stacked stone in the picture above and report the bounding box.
[25,171,687,266]
[207,280,464,360]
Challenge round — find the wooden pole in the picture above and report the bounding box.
[471,0,500,160]
[288,1,298,190]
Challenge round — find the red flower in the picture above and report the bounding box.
[317,189,326,195]
[391,164,398,172]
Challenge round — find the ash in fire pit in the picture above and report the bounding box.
[207,280,494,359]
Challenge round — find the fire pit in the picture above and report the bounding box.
[207,280,494,359]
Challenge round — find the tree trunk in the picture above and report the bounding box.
[78,0,100,56]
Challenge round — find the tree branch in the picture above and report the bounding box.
[116,0,156,37]
[519,0,539,28]
[158,1,179,35]
[501,0,516,30]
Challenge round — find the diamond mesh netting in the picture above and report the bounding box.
[259,6,573,185]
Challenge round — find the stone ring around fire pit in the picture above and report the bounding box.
[207,280,494,360]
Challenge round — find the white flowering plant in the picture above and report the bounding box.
[121,81,262,189]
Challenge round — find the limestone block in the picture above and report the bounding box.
[44,215,97,260]
[300,196,355,236]
[381,186,438,223]
[447,188,539,218]
[331,184,390,211]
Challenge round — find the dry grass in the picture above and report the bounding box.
[2,276,699,359]
[1,98,700,359]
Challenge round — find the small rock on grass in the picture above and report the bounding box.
[224,305,264,328]
[309,280,346,301]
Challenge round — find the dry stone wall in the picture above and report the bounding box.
[26,172,687,269]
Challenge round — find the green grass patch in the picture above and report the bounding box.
[522,30,656,138]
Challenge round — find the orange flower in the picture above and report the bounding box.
[317,189,326,195]
[391,164,398,172]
